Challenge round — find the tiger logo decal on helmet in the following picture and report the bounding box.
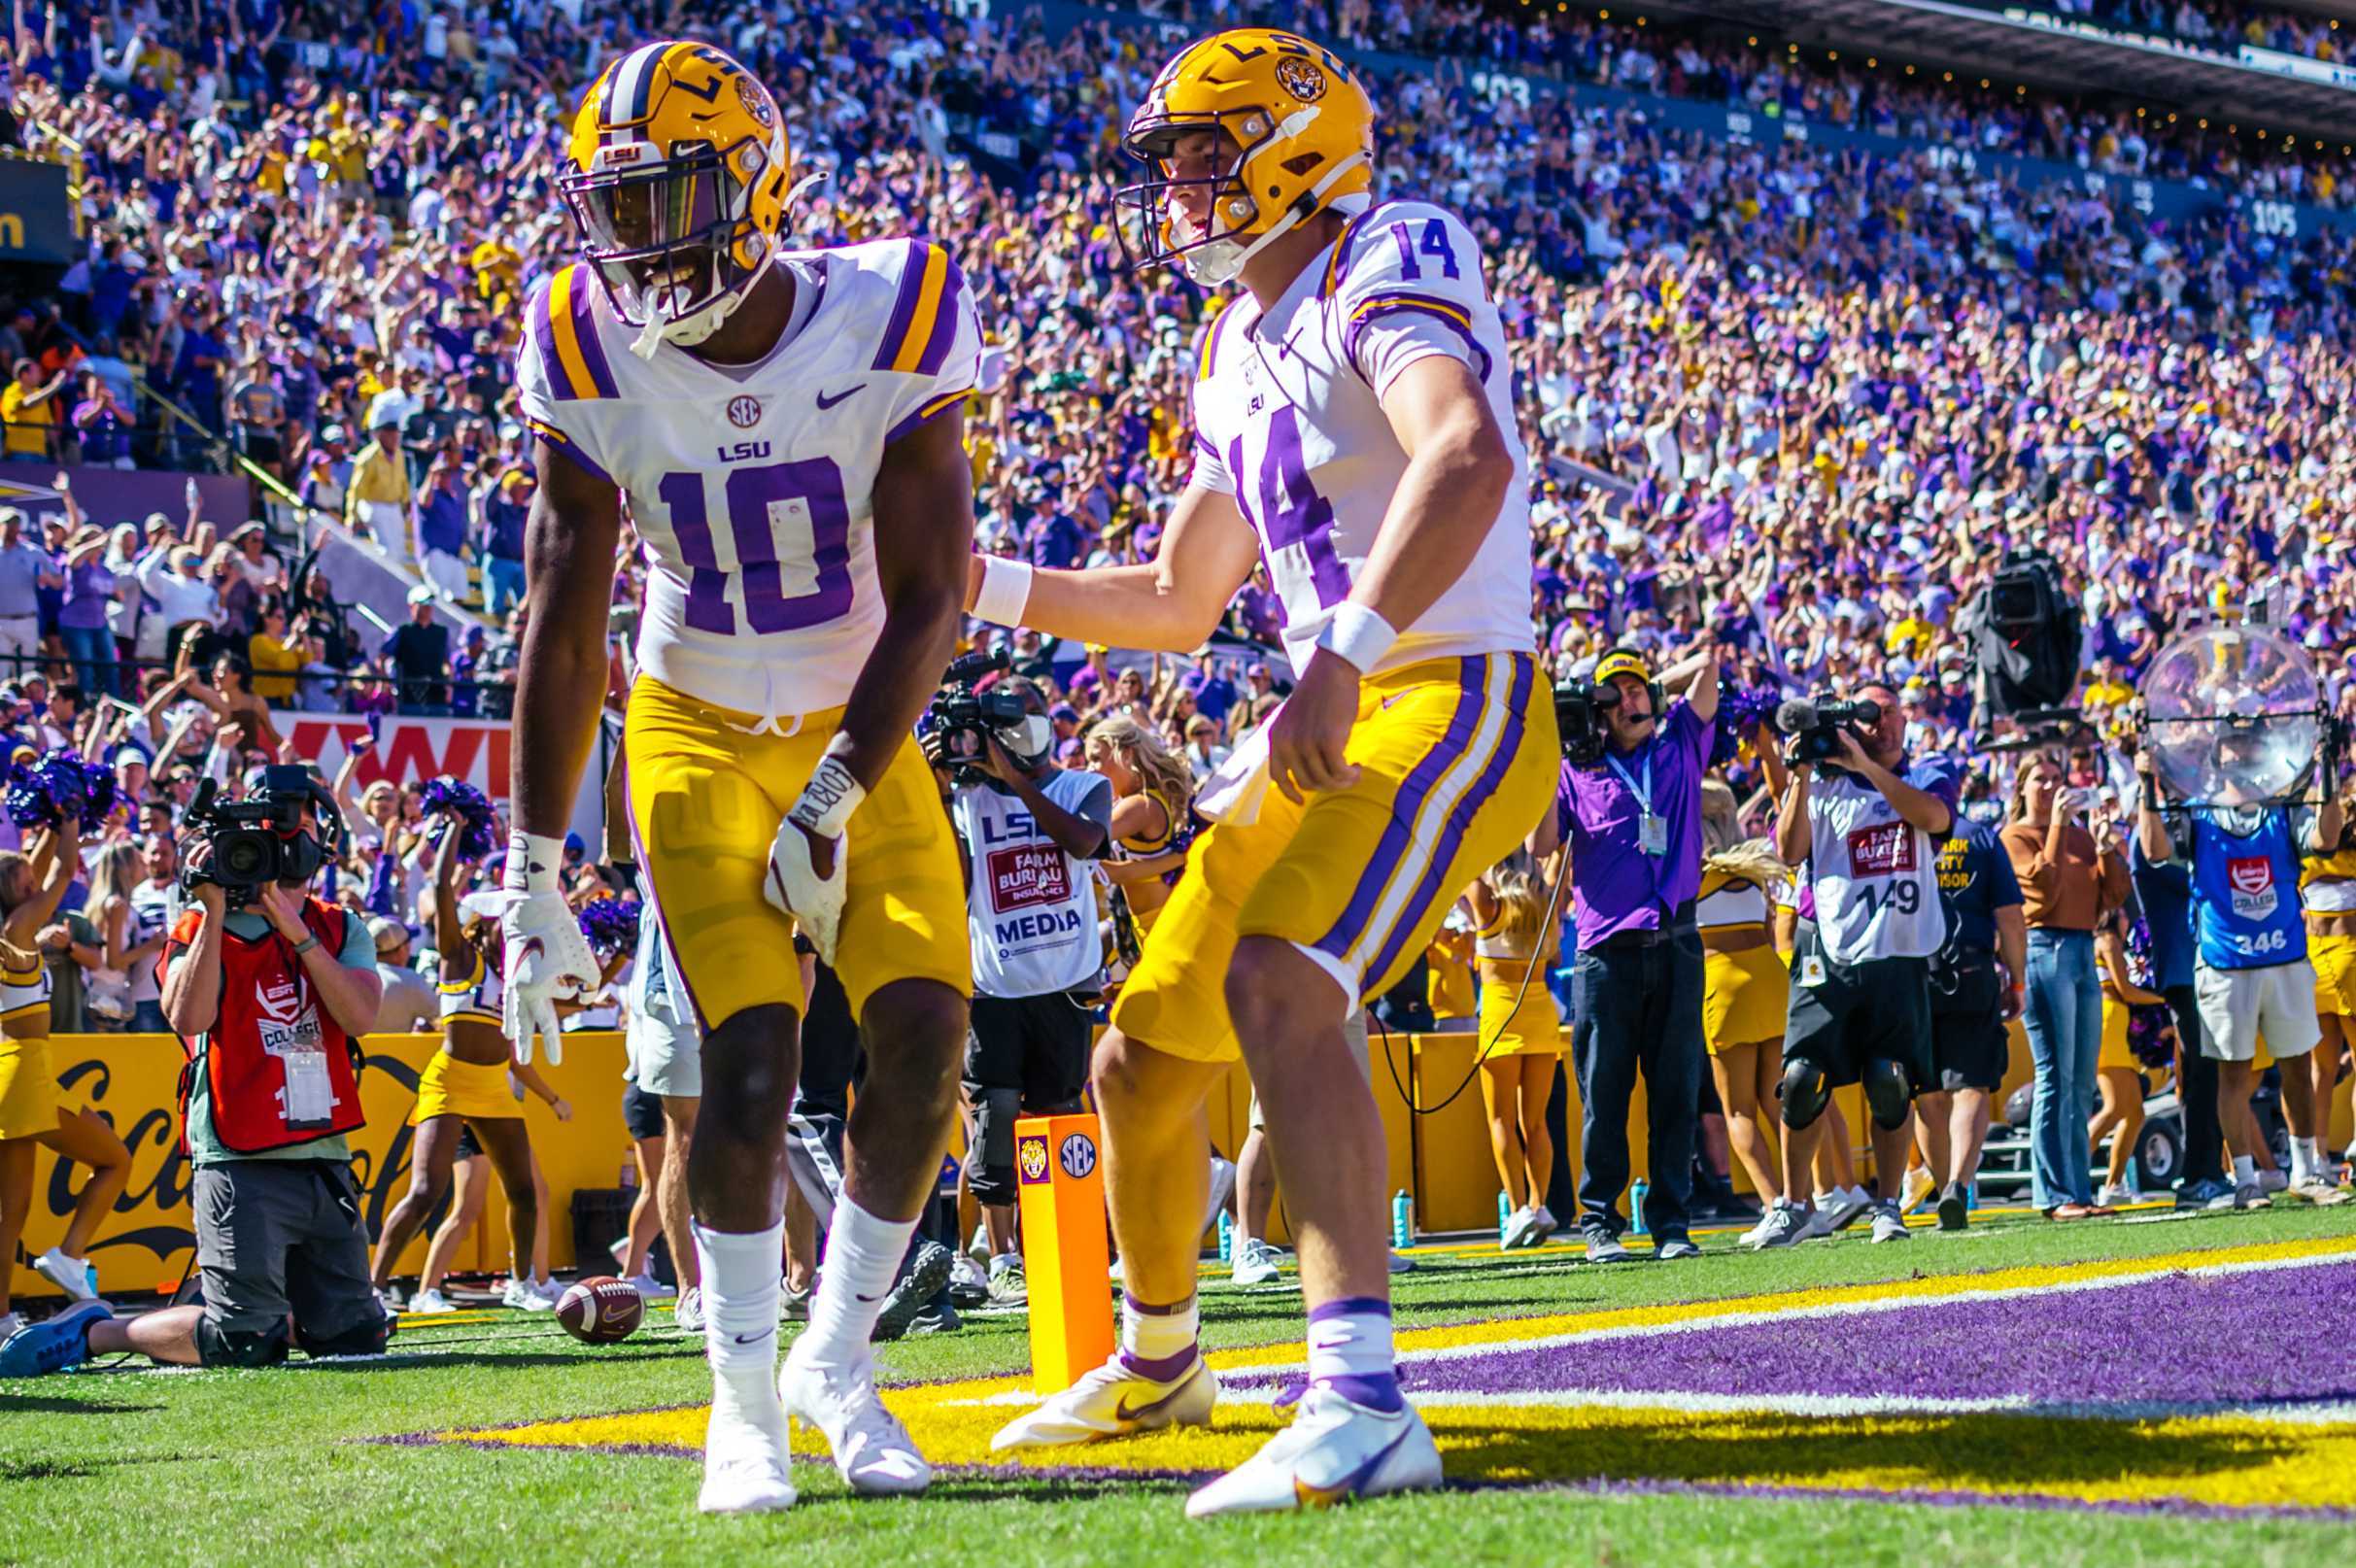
[1115,28,1374,287]
[560,41,796,358]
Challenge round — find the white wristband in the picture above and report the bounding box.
[790,750,867,838]
[505,831,564,894]
[1315,602,1398,673]
[971,554,1035,628]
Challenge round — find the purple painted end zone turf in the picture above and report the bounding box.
[1369,1261,2356,1405]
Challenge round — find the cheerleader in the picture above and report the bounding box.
[1082,714,1197,933]
[2091,907,2158,1210]
[1461,853,1563,1250]
[367,804,569,1312]
[2300,797,2356,1193]
[0,829,131,1337]
[1695,782,1792,1246]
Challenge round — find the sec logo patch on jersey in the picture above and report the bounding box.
[726,395,763,427]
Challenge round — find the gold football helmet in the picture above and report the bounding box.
[1116,28,1374,285]
[561,41,793,357]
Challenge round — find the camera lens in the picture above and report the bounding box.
[218,834,271,882]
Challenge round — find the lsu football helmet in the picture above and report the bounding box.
[1116,28,1373,286]
[561,40,795,358]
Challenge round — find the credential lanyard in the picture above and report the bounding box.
[1606,742,1668,858]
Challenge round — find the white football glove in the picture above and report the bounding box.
[498,889,596,1066]
[496,831,598,1066]
[765,750,865,967]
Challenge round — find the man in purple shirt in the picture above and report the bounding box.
[1537,644,1720,1261]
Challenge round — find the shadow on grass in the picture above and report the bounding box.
[0,1392,165,1415]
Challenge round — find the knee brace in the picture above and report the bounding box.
[967,1087,1026,1208]
[1861,1057,1914,1131]
[1780,1059,1830,1130]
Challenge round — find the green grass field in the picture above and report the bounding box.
[7,1202,2356,1567]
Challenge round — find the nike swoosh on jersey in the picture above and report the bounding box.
[733,1328,775,1346]
[816,384,867,409]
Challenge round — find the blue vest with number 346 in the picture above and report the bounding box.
[2190,809,2306,971]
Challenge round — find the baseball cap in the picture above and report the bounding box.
[407,585,435,605]
[1594,649,1655,687]
[319,424,347,444]
[367,916,408,954]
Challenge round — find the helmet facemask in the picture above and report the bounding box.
[562,133,783,358]
[1115,99,1368,287]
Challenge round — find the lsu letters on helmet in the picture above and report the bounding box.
[561,40,794,358]
[1116,28,1373,286]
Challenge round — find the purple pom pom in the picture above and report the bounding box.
[420,775,496,859]
[6,750,118,831]
[576,897,641,957]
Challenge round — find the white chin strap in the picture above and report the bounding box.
[1180,149,1368,288]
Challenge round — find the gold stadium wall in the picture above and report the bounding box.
[19,1024,2343,1296]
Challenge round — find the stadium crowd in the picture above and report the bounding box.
[0,0,2350,1348]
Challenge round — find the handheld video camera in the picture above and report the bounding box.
[181,766,345,903]
[1774,695,1882,767]
[927,648,1028,785]
[1554,674,1624,767]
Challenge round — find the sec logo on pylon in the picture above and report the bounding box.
[1017,1135,1050,1185]
[1058,1132,1098,1180]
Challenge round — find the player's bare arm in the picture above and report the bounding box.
[498,437,620,1059]
[1266,355,1514,804]
[966,480,1258,652]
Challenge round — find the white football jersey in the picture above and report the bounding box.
[1186,197,1535,674]
[517,241,980,716]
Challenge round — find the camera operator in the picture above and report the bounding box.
[2134,741,2343,1204]
[0,770,389,1377]
[1539,644,1720,1262]
[928,673,1111,1306]
[1758,686,1959,1248]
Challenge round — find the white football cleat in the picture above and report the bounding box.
[991,1352,1216,1450]
[676,1286,706,1334]
[778,1345,931,1495]
[1183,1384,1442,1517]
[699,1379,796,1515]
[406,1286,456,1314]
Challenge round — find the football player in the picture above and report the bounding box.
[499,42,976,1514]
[973,29,1557,1515]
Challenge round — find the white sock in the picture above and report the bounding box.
[693,1221,784,1385]
[2235,1154,2258,1185]
[1119,1293,1199,1379]
[800,1200,916,1368]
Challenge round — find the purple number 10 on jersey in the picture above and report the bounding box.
[658,460,854,635]
[1236,406,1350,612]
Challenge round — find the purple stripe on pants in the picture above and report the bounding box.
[1314,656,1486,965]
[1362,653,1532,986]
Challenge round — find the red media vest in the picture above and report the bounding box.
[160,899,366,1154]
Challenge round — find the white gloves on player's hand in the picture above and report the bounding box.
[496,886,597,1068]
[765,751,866,968]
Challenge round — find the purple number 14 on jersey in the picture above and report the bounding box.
[1234,405,1349,612]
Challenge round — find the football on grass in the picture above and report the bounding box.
[557,1276,643,1344]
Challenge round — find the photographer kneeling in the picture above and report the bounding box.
[929,666,1111,1307]
[1756,689,1959,1248]
[0,767,390,1376]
